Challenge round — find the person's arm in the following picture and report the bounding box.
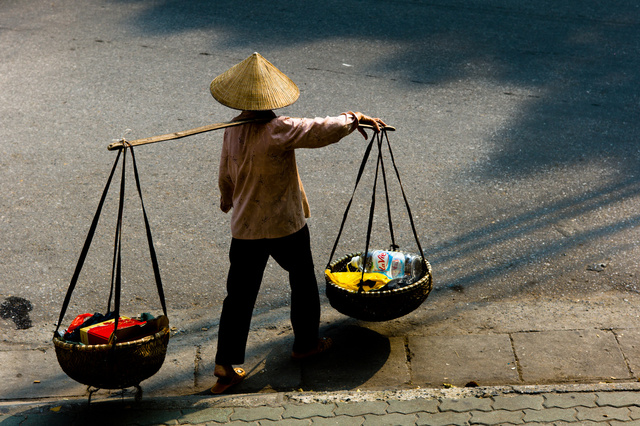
[273,112,388,150]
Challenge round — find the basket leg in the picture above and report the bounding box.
[87,386,100,405]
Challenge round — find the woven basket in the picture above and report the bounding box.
[52,327,170,389]
[326,252,433,322]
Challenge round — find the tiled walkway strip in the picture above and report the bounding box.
[207,391,640,425]
[5,389,640,425]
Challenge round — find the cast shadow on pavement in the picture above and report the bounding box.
[4,397,193,426]
[215,323,391,394]
[295,323,391,392]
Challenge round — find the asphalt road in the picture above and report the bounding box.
[1,0,639,341]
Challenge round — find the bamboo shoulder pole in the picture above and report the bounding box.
[107,120,394,151]
[107,119,268,151]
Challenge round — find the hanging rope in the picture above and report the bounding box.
[54,145,167,344]
[326,129,427,273]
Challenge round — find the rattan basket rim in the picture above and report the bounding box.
[52,327,170,352]
[326,251,432,296]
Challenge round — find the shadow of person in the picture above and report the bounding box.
[192,322,392,395]
[294,323,391,392]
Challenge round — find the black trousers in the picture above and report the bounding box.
[215,225,320,365]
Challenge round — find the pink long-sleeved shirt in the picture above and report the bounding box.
[219,110,357,239]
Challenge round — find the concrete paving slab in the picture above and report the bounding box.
[142,342,199,397]
[596,391,640,408]
[408,334,520,387]
[512,329,631,384]
[0,348,87,399]
[543,392,598,408]
[357,337,411,390]
[614,329,640,378]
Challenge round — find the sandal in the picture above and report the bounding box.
[210,367,246,394]
[291,337,333,360]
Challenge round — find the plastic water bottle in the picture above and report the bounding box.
[348,250,423,280]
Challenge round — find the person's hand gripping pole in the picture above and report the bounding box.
[348,111,388,139]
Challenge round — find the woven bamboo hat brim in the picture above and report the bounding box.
[210,53,300,111]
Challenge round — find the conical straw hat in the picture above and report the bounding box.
[210,53,300,111]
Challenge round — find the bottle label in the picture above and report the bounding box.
[369,251,405,279]
[372,251,390,271]
[390,258,404,278]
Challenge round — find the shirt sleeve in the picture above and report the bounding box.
[270,114,357,151]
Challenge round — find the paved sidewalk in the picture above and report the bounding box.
[3,384,640,425]
[3,321,640,425]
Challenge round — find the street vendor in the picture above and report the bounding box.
[210,52,386,394]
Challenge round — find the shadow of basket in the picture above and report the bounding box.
[296,324,391,391]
